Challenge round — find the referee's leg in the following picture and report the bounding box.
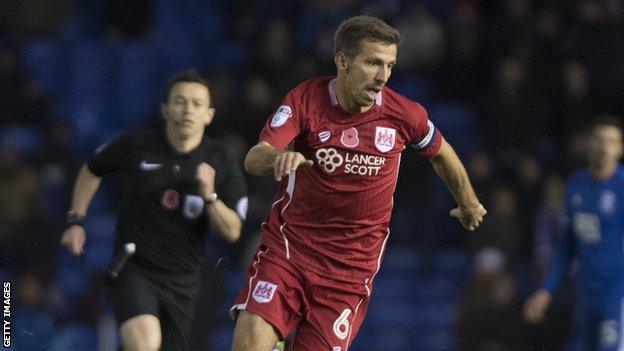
[120,314,162,351]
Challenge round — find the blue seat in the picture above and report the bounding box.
[427,103,481,158]
[0,126,43,157]
[370,327,412,351]
[209,41,249,67]
[420,303,454,328]
[115,91,156,127]
[408,278,458,302]
[117,42,161,89]
[14,309,54,350]
[54,324,97,350]
[84,213,116,272]
[382,248,423,272]
[224,269,245,299]
[389,78,433,105]
[432,249,472,278]
[67,41,115,94]
[370,275,413,303]
[210,325,234,351]
[367,301,419,327]
[21,40,64,94]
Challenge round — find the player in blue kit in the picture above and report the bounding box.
[524,116,624,350]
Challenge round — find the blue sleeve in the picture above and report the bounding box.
[540,222,576,293]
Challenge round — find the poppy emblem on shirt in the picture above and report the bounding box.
[375,126,396,153]
[270,105,292,127]
[162,189,180,210]
[252,280,277,303]
[340,127,359,148]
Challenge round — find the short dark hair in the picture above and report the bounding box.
[592,115,623,132]
[334,16,401,58]
[164,68,211,103]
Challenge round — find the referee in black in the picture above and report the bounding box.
[60,69,247,350]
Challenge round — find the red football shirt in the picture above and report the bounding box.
[259,76,442,284]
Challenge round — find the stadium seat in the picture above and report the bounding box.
[210,325,234,351]
[21,40,64,95]
[432,249,472,279]
[67,41,115,94]
[427,103,481,158]
[51,324,97,350]
[13,308,55,350]
[83,213,116,273]
[381,248,423,273]
[0,126,43,157]
[389,77,433,105]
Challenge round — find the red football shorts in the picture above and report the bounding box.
[230,245,371,351]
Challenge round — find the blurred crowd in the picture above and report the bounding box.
[2,0,624,350]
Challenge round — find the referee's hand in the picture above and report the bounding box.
[60,225,86,255]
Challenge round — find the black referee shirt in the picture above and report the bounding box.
[87,129,247,274]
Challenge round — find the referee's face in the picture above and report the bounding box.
[162,82,215,139]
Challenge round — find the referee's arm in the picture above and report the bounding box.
[206,200,242,243]
[60,164,102,255]
[196,162,242,243]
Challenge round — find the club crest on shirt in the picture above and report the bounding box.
[252,280,277,303]
[270,105,292,127]
[318,130,331,143]
[375,126,396,153]
[600,190,617,214]
[340,127,359,148]
[183,194,204,219]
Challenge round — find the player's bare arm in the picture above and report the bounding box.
[60,164,102,255]
[196,162,242,243]
[244,141,313,181]
[428,138,486,231]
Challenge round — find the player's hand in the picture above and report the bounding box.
[60,225,86,255]
[196,162,216,199]
[449,203,486,231]
[273,151,313,181]
[523,289,552,323]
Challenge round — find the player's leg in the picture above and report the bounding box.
[230,245,305,351]
[292,273,369,351]
[120,315,162,351]
[232,310,280,351]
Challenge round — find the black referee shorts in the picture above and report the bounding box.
[104,261,201,351]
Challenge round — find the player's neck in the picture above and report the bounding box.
[165,126,203,154]
[589,162,618,181]
[334,79,373,114]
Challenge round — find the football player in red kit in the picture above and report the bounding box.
[230,15,487,351]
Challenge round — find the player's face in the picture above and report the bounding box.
[343,40,397,108]
[588,125,623,167]
[162,82,214,138]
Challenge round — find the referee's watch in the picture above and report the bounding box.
[66,211,86,227]
[205,192,218,204]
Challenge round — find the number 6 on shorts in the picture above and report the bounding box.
[333,308,352,340]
